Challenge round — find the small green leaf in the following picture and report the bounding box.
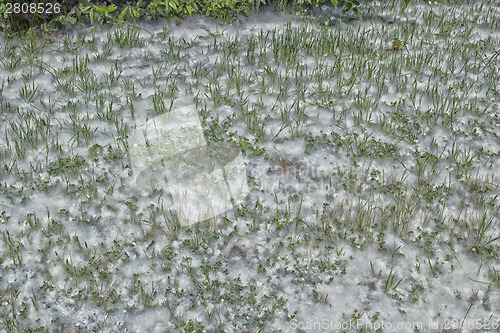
[119,7,128,20]
[0,4,8,18]
[96,5,107,13]
[331,0,338,8]
[353,6,362,20]
[343,2,353,13]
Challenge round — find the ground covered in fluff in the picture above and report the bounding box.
[0,0,499,332]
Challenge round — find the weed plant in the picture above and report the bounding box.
[0,0,367,37]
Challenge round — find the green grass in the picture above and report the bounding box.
[0,0,499,331]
